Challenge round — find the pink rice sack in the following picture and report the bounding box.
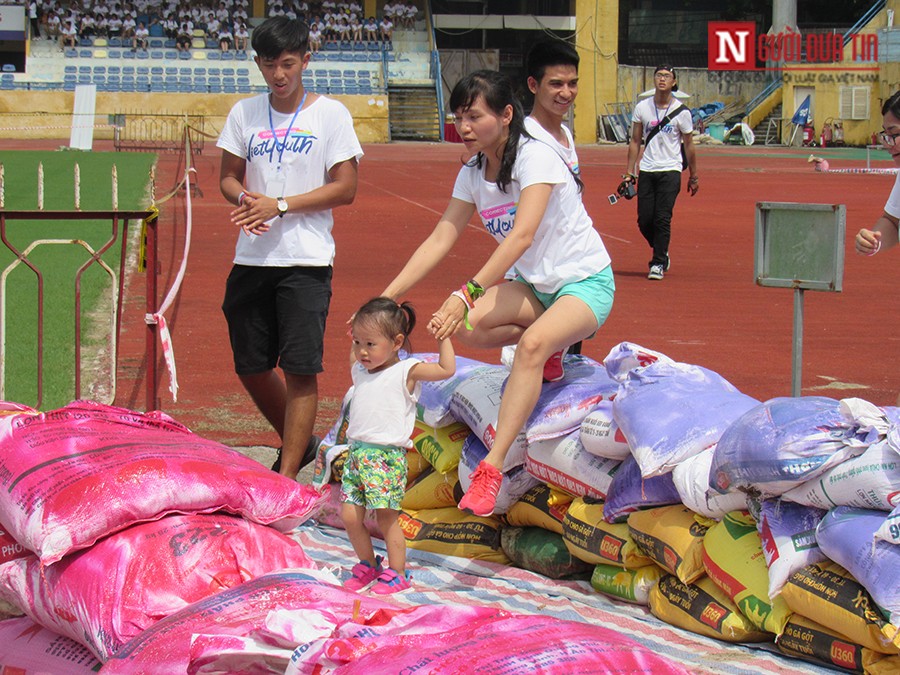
[292,611,693,675]
[0,513,318,661]
[0,400,327,564]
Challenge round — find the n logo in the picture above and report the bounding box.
[708,22,757,70]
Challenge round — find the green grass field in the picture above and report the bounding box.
[0,150,157,409]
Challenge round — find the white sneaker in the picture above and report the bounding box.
[648,264,664,280]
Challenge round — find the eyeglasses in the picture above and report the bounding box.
[880,131,900,147]
[655,72,674,80]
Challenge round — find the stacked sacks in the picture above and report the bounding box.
[311,341,900,673]
[0,400,327,663]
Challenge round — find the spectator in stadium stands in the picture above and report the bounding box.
[205,13,221,41]
[45,11,61,41]
[79,12,95,38]
[234,19,249,52]
[28,1,41,40]
[215,1,230,24]
[133,21,149,50]
[379,14,393,42]
[364,15,377,42]
[336,16,350,43]
[218,23,233,52]
[163,13,178,39]
[61,18,78,49]
[122,14,136,40]
[95,14,109,38]
[175,19,193,52]
[307,19,322,53]
[350,15,362,43]
[402,1,417,29]
[107,14,123,39]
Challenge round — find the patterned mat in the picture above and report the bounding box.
[292,522,838,675]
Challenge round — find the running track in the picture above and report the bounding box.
[112,141,899,446]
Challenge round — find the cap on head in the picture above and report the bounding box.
[654,64,676,79]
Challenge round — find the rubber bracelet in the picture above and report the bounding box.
[869,239,882,256]
[451,289,473,310]
[237,191,247,205]
[450,291,474,330]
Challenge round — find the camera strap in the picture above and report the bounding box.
[643,103,689,146]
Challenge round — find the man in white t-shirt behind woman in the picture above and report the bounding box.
[624,64,698,281]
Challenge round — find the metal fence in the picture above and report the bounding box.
[112,113,208,154]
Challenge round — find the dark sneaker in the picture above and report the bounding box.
[271,435,321,473]
[458,461,503,517]
[648,264,664,280]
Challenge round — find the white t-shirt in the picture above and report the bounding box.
[451,137,611,294]
[632,97,692,173]
[884,172,900,219]
[524,116,579,177]
[347,358,420,447]
[217,93,364,266]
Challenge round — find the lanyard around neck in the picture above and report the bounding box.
[268,91,308,170]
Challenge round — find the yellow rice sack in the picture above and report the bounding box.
[702,510,793,637]
[649,574,771,643]
[866,655,900,674]
[503,484,572,534]
[405,447,429,484]
[399,507,509,564]
[410,420,471,474]
[402,466,459,511]
[590,562,664,605]
[627,505,712,584]
[781,560,899,654]
[562,498,652,569]
[778,613,889,673]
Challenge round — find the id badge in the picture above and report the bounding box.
[265,176,286,198]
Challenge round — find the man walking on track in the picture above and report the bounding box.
[623,64,698,281]
[217,17,363,480]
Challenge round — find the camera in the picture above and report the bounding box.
[616,179,637,200]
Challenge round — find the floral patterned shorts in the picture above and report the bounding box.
[340,442,408,510]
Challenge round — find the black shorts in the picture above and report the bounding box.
[221,265,332,376]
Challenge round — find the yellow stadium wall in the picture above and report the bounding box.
[0,91,390,143]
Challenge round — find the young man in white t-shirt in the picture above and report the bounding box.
[217,16,363,480]
[624,64,698,280]
[523,40,583,359]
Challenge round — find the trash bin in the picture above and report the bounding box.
[707,122,725,141]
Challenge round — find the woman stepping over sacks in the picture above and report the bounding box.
[382,70,615,517]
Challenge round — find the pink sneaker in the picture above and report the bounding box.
[370,568,412,595]
[458,461,503,517]
[343,555,383,591]
[542,347,569,382]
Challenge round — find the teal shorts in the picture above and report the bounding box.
[340,442,408,510]
[523,265,615,328]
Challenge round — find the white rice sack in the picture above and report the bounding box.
[782,439,900,511]
[671,446,747,519]
[524,354,619,443]
[413,353,493,427]
[874,502,900,546]
[710,397,885,498]
[458,435,540,515]
[525,429,621,500]
[579,402,630,461]
[754,498,827,598]
[449,367,527,470]
[816,506,900,626]
[608,353,759,478]
[603,342,675,380]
